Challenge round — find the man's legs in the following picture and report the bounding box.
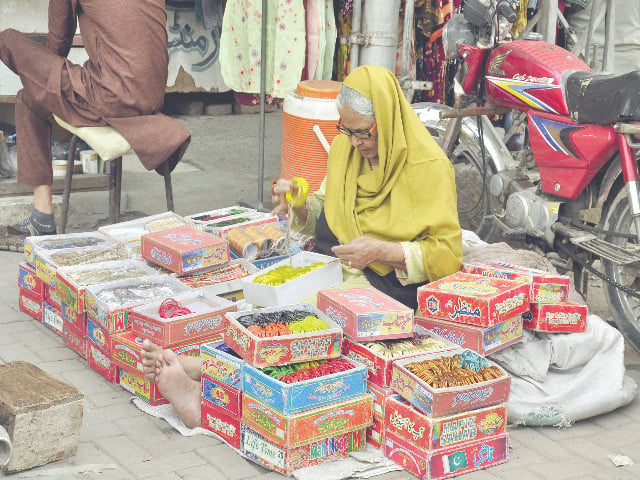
[141,340,203,429]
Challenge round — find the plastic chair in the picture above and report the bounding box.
[52,114,174,233]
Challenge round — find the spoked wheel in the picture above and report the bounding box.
[413,102,500,242]
[602,185,640,353]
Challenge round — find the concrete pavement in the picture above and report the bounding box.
[0,111,640,479]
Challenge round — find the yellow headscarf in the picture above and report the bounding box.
[324,65,462,279]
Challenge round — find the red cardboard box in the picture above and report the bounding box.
[390,349,511,418]
[63,320,87,358]
[223,304,343,368]
[19,287,43,322]
[341,330,456,387]
[241,424,366,475]
[317,286,414,341]
[368,381,395,418]
[523,301,587,332]
[242,393,373,447]
[462,261,570,304]
[87,342,118,383]
[384,431,509,480]
[87,315,113,356]
[44,284,61,311]
[201,399,241,449]
[130,290,236,347]
[384,396,507,450]
[417,271,530,327]
[415,314,523,355]
[118,366,167,405]
[141,226,229,274]
[367,415,384,449]
[18,262,44,297]
[202,374,242,416]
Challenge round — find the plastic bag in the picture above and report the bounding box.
[0,131,17,178]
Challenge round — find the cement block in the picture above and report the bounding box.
[204,103,233,116]
[0,361,84,473]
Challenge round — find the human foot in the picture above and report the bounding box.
[141,339,165,382]
[155,349,202,429]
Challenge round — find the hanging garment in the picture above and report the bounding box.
[314,0,337,80]
[219,0,307,98]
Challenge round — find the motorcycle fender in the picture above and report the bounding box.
[596,157,626,219]
[412,102,512,172]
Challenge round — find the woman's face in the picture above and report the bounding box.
[338,107,379,164]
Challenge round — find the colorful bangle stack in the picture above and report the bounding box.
[253,262,324,286]
[261,358,354,384]
[405,352,503,389]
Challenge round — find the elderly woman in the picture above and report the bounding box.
[272,65,462,309]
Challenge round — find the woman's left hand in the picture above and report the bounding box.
[331,236,383,270]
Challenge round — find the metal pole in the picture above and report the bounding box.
[349,0,362,72]
[539,0,557,44]
[257,0,268,211]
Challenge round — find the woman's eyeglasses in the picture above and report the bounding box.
[336,121,377,139]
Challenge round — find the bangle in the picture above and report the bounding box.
[286,177,309,208]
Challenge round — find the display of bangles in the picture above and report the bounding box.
[260,358,354,383]
[253,262,324,286]
[405,351,504,389]
[243,314,328,338]
[362,335,452,359]
[179,263,249,288]
[65,264,152,286]
[48,245,129,267]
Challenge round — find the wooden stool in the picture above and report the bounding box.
[0,361,84,473]
[52,115,175,233]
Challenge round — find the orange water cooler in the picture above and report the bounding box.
[280,80,342,192]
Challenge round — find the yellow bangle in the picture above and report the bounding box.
[285,177,309,208]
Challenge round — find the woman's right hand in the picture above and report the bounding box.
[271,178,292,215]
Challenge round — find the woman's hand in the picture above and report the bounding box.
[332,236,407,271]
[271,178,309,224]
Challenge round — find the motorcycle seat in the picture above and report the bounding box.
[564,70,640,125]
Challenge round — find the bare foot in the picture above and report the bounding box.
[141,339,164,382]
[155,349,202,429]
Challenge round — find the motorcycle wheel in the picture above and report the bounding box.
[413,102,500,242]
[602,184,640,352]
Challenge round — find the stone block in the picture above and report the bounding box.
[204,103,233,116]
[0,361,84,473]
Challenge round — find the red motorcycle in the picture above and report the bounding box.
[412,0,640,351]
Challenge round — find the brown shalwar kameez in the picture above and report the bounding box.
[0,0,191,187]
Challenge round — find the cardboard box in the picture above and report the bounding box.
[384,396,508,450]
[42,301,63,336]
[242,393,373,447]
[201,399,241,449]
[34,243,129,288]
[462,261,570,304]
[223,303,343,368]
[63,321,87,359]
[110,330,218,374]
[87,315,112,356]
[118,366,167,405]
[341,329,456,388]
[24,231,113,267]
[242,356,368,415]
[130,290,236,347]
[367,415,384,449]
[240,252,343,307]
[44,284,62,311]
[19,287,43,322]
[415,314,523,355]
[241,424,366,476]
[84,275,189,333]
[390,349,511,418]
[523,301,587,332]
[18,262,44,297]
[384,431,509,480]
[56,260,157,327]
[417,271,530,327]
[87,342,118,383]
[60,309,87,336]
[201,340,245,389]
[141,226,229,274]
[187,207,279,238]
[368,381,395,418]
[230,245,303,270]
[177,258,258,293]
[317,286,414,341]
[202,374,242,416]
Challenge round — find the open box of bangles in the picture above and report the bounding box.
[130,290,237,347]
[186,207,279,238]
[341,327,457,388]
[223,303,343,369]
[390,348,511,418]
[240,251,342,307]
[84,275,190,333]
[24,231,114,267]
[242,355,368,415]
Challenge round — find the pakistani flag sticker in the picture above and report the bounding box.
[442,450,469,474]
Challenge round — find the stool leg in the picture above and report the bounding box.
[162,160,175,212]
[108,157,122,224]
[60,135,78,234]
